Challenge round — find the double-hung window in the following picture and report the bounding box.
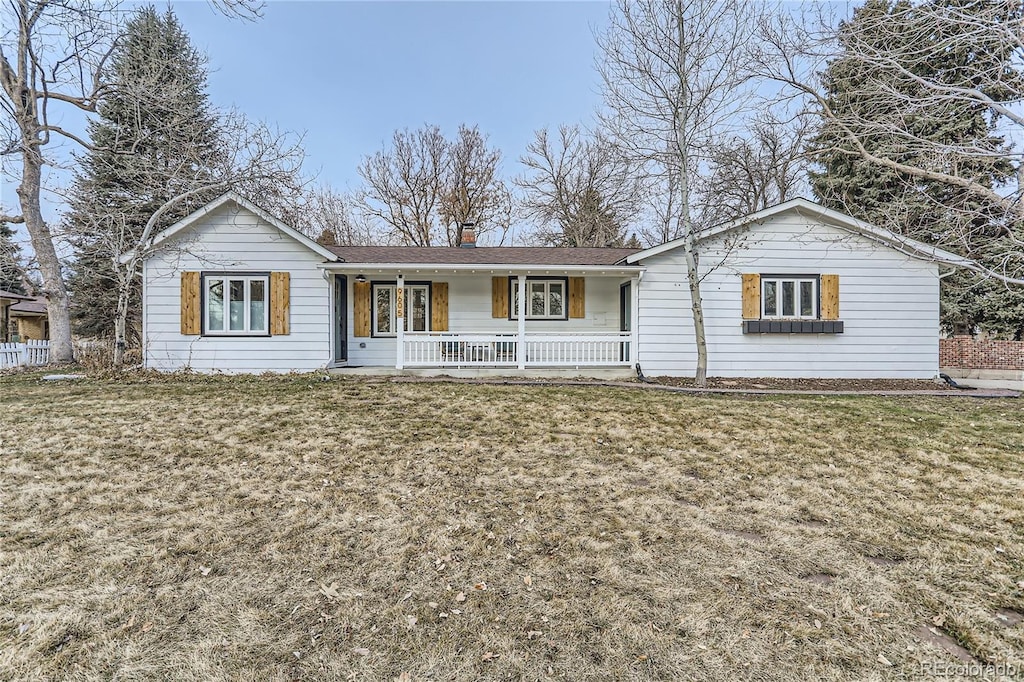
[761,276,817,319]
[204,274,268,335]
[373,283,429,336]
[511,278,567,320]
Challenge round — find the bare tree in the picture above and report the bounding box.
[0,0,270,364]
[356,124,512,246]
[356,125,446,246]
[517,124,642,247]
[71,111,306,365]
[291,184,379,246]
[756,0,1024,284]
[699,111,811,225]
[440,124,512,246]
[599,0,760,386]
[0,0,120,362]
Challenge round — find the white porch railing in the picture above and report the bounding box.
[402,332,631,368]
[0,340,49,369]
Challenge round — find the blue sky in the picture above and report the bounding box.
[173,0,612,191]
[2,1,614,230]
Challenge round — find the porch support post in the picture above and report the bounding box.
[396,274,405,370]
[516,274,526,369]
[630,275,640,366]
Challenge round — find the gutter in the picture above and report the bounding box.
[317,262,645,276]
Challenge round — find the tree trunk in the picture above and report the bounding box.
[113,285,129,366]
[17,145,74,364]
[681,236,708,387]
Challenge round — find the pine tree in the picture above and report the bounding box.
[810,0,1023,337]
[0,223,26,294]
[65,6,221,345]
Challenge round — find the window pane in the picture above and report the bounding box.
[229,280,246,330]
[375,287,392,334]
[208,279,224,331]
[782,281,795,317]
[530,282,546,316]
[763,281,777,316]
[800,281,814,317]
[250,280,266,331]
[512,285,519,317]
[410,287,427,332]
[549,282,564,317]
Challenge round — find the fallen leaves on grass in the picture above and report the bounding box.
[1,376,1021,680]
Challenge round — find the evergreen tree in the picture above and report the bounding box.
[0,223,26,294]
[810,0,1023,337]
[66,6,221,344]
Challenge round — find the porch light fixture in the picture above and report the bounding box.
[355,274,367,283]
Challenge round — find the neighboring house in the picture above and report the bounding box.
[8,297,49,342]
[1,289,32,343]
[140,192,969,378]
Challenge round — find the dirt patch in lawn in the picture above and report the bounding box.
[996,608,1023,628]
[1,374,1022,680]
[802,573,836,586]
[913,624,978,663]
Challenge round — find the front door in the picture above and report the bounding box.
[334,275,347,363]
[620,282,631,362]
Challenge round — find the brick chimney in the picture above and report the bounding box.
[460,221,476,248]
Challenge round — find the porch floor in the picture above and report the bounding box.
[328,366,638,380]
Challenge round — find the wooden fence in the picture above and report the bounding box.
[0,340,50,369]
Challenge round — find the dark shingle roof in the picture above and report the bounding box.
[325,246,640,266]
[10,297,47,315]
[0,289,31,303]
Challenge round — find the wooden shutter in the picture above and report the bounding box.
[569,277,585,319]
[270,272,290,335]
[820,274,840,320]
[353,280,371,337]
[741,274,760,320]
[491,277,509,318]
[180,271,201,335]
[431,282,449,331]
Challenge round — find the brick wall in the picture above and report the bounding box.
[940,337,1024,370]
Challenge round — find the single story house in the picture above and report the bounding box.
[8,296,49,341]
[1,289,34,343]
[139,192,969,378]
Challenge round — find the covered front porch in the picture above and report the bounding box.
[321,259,641,372]
[400,330,633,369]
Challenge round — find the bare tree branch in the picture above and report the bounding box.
[517,124,642,246]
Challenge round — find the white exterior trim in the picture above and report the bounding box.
[627,198,972,267]
[145,192,340,263]
[320,263,642,276]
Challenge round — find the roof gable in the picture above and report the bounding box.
[627,198,972,267]
[145,192,339,262]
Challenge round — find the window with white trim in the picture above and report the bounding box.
[373,283,429,336]
[511,278,566,320]
[761,276,817,319]
[204,274,268,334]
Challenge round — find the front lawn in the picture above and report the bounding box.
[1,374,1022,680]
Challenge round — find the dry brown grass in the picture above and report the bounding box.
[1,373,1022,681]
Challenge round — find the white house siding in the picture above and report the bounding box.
[345,274,627,367]
[143,204,331,373]
[636,214,941,378]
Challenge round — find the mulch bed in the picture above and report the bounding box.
[648,376,958,392]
